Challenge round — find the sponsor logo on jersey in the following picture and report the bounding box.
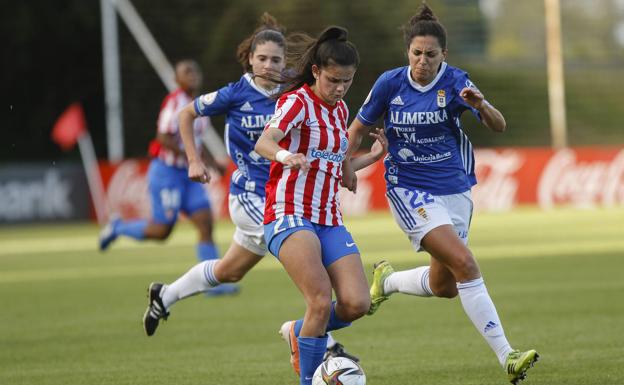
[240,101,254,112]
[437,89,446,108]
[389,109,448,125]
[310,148,345,163]
[390,95,404,105]
[241,114,271,128]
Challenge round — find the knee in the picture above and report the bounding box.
[216,268,245,283]
[340,297,370,321]
[307,294,332,320]
[451,252,480,280]
[430,282,458,299]
[152,225,173,240]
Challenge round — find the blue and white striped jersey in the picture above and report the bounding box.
[357,63,481,195]
[195,73,279,197]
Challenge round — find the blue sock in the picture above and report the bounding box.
[326,301,351,332]
[298,335,328,385]
[115,220,147,240]
[197,242,219,261]
[293,302,350,337]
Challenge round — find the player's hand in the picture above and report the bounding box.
[369,128,388,161]
[341,160,357,193]
[460,87,485,110]
[283,153,311,173]
[188,159,211,184]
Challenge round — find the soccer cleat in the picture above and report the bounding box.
[323,342,360,363]
[204,283,241,297]
[505,349,539,384]
[98,215,120,251]
[143,282,170,337]
[279,320,300,375]
[367,260,395,315]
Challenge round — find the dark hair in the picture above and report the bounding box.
[403,2,447,49]
[236,12,286,73]
[279,26,359,95]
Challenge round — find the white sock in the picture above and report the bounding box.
[326,332,336,349]
[384,266,433,297]
[161,260,220,309]
[457,277,513,366]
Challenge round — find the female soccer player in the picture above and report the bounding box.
[142,15,366,361]
[342,4,539,385]
[98,60,233,284]
[255,26,386,385]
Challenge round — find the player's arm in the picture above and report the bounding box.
[155,132,184,157]
[459,87,506,133]
[255,127,310,172]
[179,103,211,183]
[342,117,373,192]
[350,127,388,172]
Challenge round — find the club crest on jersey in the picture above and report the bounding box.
[437,90,446,108]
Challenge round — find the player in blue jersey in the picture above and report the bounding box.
[343,4,538,385]
[141,13,359,362]
[98,60,236,297]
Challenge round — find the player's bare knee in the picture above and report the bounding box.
[152,225,173,240]
[431,284,458,298]
[307,293,332,318]
[452,252,480,279]
[342,297,370,320]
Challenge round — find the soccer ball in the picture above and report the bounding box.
[312,356,366,385]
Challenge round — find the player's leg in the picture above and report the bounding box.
[423,192,537,381]
[185,179,219,262]
[184,180,239,296]
[368,187,449,312]
[279,229,331,385]
[99,159,178,250]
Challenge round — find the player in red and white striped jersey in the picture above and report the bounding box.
[263,83,350,226]
[255,26,387,385]
[99,61,232,295]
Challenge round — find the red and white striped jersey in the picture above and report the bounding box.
[156,88,213,168]
[264,84,350,226]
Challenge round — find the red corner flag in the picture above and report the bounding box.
[51,103,87,151]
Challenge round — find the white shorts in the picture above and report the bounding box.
[228,192,267,256]
[386,187,473,252]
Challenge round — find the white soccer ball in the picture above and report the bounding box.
[312,356,366,385]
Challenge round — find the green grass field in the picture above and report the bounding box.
[1,207,623,385]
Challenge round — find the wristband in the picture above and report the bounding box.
[275,149,293,163]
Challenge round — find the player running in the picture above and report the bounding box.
[342,4,539,384]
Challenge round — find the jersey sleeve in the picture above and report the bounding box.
[356,71,391,126]
[194,84,234,117]
[265,93,305,136]
[157,96,178,134]
[454,74,482,121]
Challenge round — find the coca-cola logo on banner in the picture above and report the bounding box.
[538,149,624,209]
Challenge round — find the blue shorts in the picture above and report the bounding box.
[264,215,360,267]
[148,158,211,225]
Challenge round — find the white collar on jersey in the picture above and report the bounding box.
[406,62,448,93]
[244,73,281,97]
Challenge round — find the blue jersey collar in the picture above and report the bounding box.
[406,62,448,93]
